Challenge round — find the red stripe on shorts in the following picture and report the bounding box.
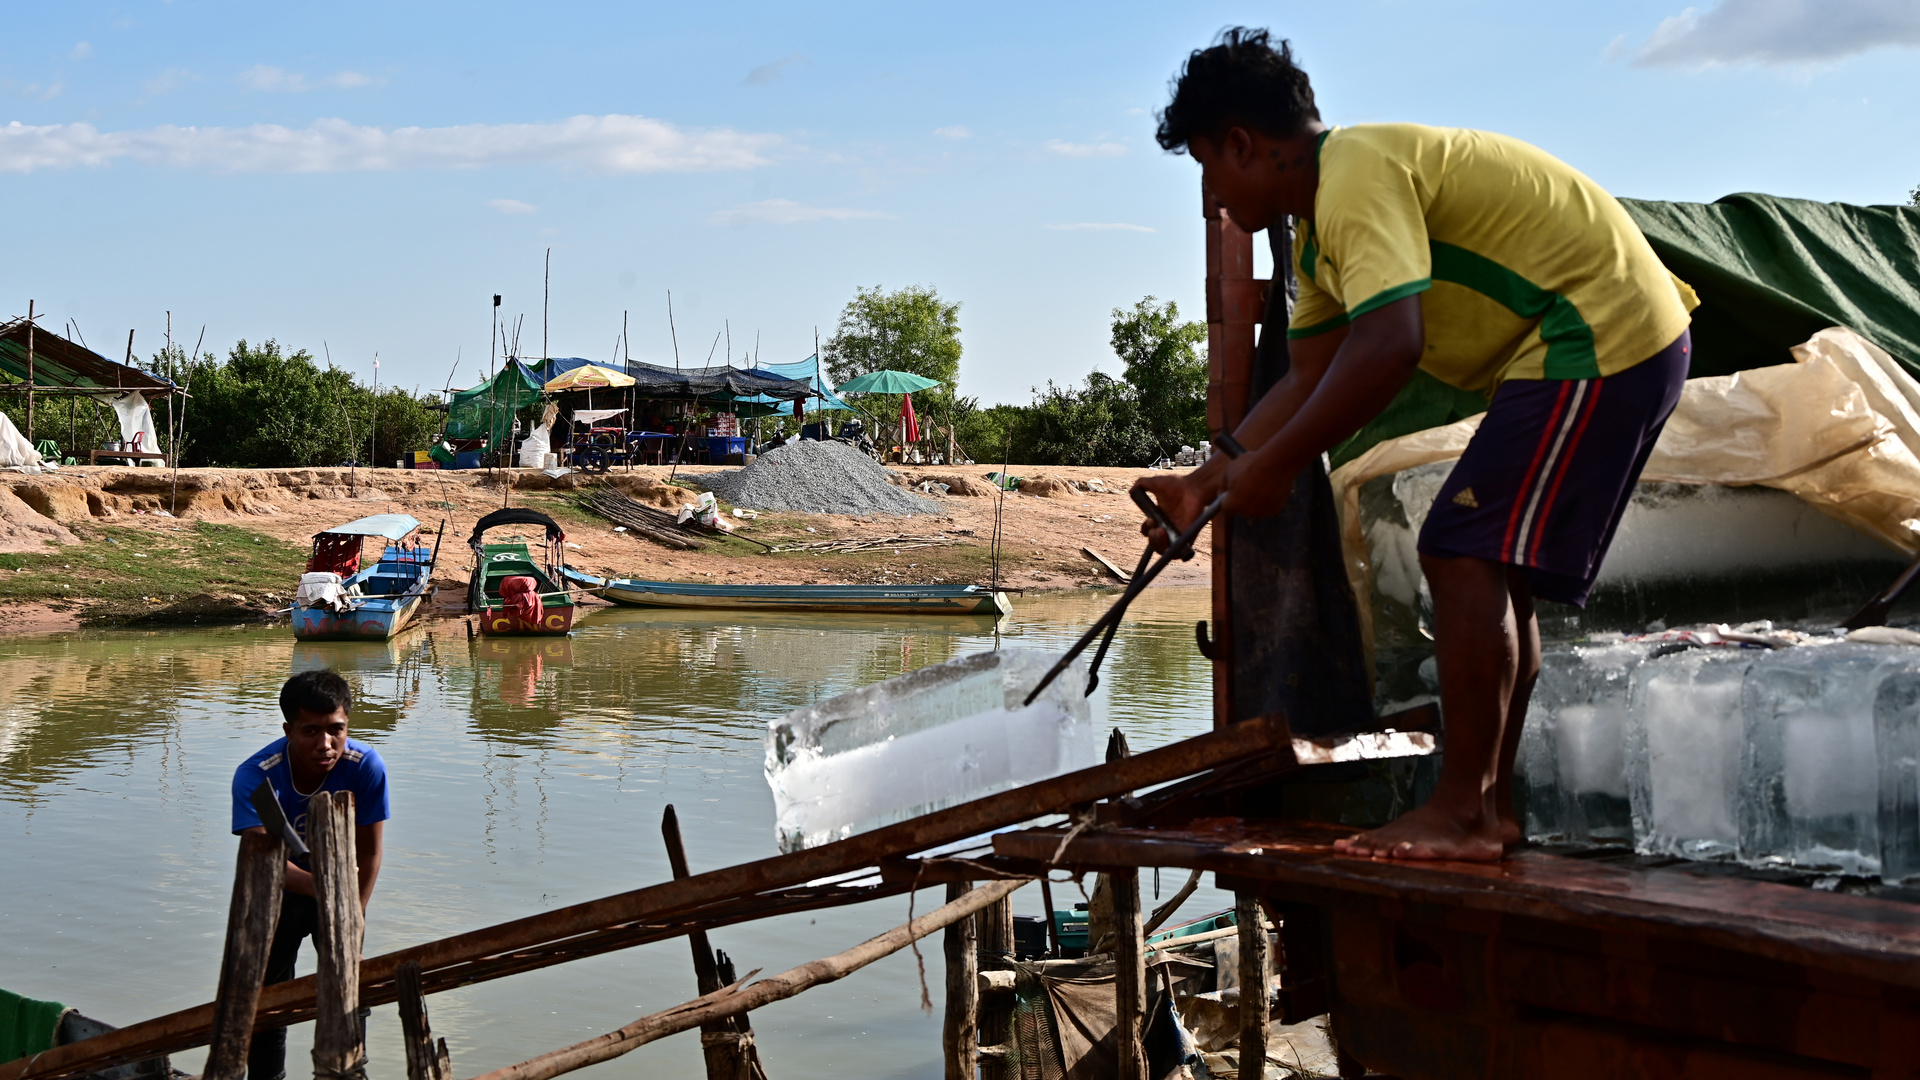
[1501,380,1576,562]
[1526,378,1605,566]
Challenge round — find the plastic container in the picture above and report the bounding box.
[543,452,560,469]
[454,451,483,470]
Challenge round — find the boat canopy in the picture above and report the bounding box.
[469,507,564,547]
[319,514,421,540]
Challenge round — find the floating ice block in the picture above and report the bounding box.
[1625,649,1753,860]
[1875,670,1920,884]
[764,648,1102,853]
[1518,642,1650,843]
[1738,644,1909,876]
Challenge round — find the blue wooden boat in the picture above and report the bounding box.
[560,567,1011,616]
[293,514,440,641]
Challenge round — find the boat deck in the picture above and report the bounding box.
[994,818,1920,1077]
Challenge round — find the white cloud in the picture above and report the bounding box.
[16,81,63,101]
[488,198,537,214]
[744,54,806,86]
[1045,222,1155,233]
[934,125,972,139]
[0,114,779,174]
[709,198,890,226]
[144,68,197,96]
[70,42,92,61]
[240,65,385,92]
[1044,138,1126,158]
[1631,0,1920,66]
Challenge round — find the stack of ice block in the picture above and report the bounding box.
[1517,639,1920,882]
[1517,642,1649,845]
[764,648,1102,853]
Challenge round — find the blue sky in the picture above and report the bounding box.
[3,1,1917,403]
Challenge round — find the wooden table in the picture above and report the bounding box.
[89,449,171,466]
[995,819,1920,1078]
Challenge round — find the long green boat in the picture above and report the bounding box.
[560,568,1011,617]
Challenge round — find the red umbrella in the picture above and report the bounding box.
[900,393,921,444]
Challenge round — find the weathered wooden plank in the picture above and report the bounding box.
[991,820,1920,988]
[203,831,285,1080]
[5,720,1278,1080]
[309,792,365,1080]
[463,879,1025,1080]
[942,881,978,1080]
[1113,870,1146,1080]
[396,962,451,1080]
[1236,893,1270,1075]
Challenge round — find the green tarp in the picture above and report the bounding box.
[446,361,544,448]
[1,988,66,1063]
[1621,194,1920,379]
[1329,193,1920,468]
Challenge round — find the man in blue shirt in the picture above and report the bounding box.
[230,669,390,1080]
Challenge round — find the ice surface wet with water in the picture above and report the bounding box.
[765,648,1101,852]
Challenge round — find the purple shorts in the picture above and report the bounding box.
[1418,330,1690,607]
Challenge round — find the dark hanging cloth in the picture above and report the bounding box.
[1228,218,1377,736]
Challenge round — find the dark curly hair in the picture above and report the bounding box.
[1156,28,1320,153]
[280,668,353,723]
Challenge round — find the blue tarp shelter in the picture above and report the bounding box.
[736,354,853,412]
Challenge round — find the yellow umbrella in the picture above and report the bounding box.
[543,364,636,391]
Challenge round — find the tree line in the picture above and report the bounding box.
[822,286,1209,467]
[4,285,1209,470]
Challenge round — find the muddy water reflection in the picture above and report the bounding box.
[0,589,1218,1080]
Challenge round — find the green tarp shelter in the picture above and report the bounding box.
[1,988,66,1063]
[445,360,543,448]
[1329,193,1920,468]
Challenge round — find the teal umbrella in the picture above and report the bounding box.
[834,369,942,394]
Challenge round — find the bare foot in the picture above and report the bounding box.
[1332,802,1505,862]
[1498,815,1522,847]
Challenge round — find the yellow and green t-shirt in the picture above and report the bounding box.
[1290,123,1698,392]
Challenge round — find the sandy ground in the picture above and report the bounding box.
[0,461,1209,631]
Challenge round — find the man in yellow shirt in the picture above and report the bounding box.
[1137,29,1695,862]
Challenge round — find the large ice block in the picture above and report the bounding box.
[1625,649,1754,860]
[764,648,1102,853]
[1738,644,1911,876]
[1517,642,1650,843]
[1875,670,1920,883]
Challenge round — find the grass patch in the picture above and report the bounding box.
[0,522,308,623]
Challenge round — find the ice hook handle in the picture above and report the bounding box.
[1022,431,1245,707]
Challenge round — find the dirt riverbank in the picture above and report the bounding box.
[0,461,1208,630]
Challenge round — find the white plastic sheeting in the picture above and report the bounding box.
[97,390,162,463]
[0,411,44,467]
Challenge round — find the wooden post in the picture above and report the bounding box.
[1203,188,1260,732]
[662,805,760,1080]
[396,962,451,1080]
[942,880,978,1080]
[1113,868,1146,1080]
[203,831,286,1080]
[1236,892,1270,1077]
[309,791,367,1080]
[975,892,1015,1080]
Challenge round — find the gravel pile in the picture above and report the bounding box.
[701,439,941,516]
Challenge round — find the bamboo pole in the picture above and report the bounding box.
[25,300,34,443]
[662,805,755,1080]
[1236,893,1270,1076]
[465,879,1025,1080]
[397,963,451,1080]
[941,881,977,1080]
[3,720,1278,1080]
[309,792,366,1080]
[203,832,286,1080]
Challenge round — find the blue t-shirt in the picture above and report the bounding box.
[231,737,391,864]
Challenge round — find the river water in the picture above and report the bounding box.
[0,588,1223,1080]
